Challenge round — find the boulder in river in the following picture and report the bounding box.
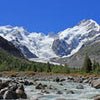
[16,84,27,99]
[92,95,100,100]
[55,77,60,82]
[3,90,18,99]
[66,90,74,94]
[48,85,55,90]
[40,89,49,94]
[91,79,100,89]
[76,84,84,89]
[24,81,33,85]
[83,79,89,83]
[16,88,27,99]
[56,98,67,100]
[0,87,8,95]
[56,90,63,94]
[35,83,44,89]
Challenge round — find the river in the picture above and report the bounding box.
[24,81,100,100]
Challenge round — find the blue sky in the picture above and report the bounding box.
[0,0,100,34]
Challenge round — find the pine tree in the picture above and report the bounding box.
[46,62,51,72]
[33,65,37,72]
[92,59,96,71]
[82,54,92,73]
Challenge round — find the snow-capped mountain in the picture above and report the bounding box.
[0,25,57,59]
[52,19,100,57]
[0,19,100,62]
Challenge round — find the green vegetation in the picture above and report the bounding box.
[82,54,92,73]
[82,55,100,75]
[0,48,100,75]
[0,48,69,73]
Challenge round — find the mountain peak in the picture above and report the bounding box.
[5,25,13,28]
[0,19,100,60]
[77,19,99,27]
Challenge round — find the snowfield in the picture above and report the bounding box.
[0,19,100,63]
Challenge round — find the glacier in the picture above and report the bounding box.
[0,19,100,62]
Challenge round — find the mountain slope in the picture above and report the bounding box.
[50,41,100,68]
[0,26,57,59]
[52,19,100,57]
[0,36,24,58]
[0,19,100,63]
[0,47,36,71]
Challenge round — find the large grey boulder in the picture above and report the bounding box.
[91,79,100,89]
[3,90,18,99]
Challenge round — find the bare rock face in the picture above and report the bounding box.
[0,36,24,58]
[91,79,100,89]
[52,19,100,57]
[52,39,68,56]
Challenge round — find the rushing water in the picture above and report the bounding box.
[24,81,100,100]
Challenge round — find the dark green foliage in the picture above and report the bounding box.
[82,54,92,73]
[92,59,97,71]
[0,48,70,73]
[0,48,100,75]
[46,62,51,72]
[92,61,100,75]
[81,55,100,75]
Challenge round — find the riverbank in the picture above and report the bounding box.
[0,71,100,78]
[0,71,99,100]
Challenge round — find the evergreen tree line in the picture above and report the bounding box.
[0,48,69,73]
[82,54,100,75]
[0,48,100,75]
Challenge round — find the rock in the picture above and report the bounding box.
[74,77,83,83]
[76,84,84,89]
[18,80,24,84]
[10,84,18,91]
[43,84,47,88]
[10,74,16,77]
[92,95,100,100]
[29,81,34,85]
[91,79,100,89]
[83,79,89,83]
[20,92,27,99]
[0,80,2,83]
[67,76,74,81]
[66,90,74,94]
[55,77,60,82]
[64,88,67,90]
[59,83,63,86]
[35,83,43,89]
[24,81,33,85]
[0,80,10,90]
[0,87,8,95]
[15,84,27,99]
[31,99,39,100]
[60,79,66,82]
[56,98,67,100]
[0,95,3,99]
[56,91,63,94]
[3,90,18,99]
[18,84,24,91]
[48,85,55,90]
[16,88,27,99]
[40,89,49,94]
[16,89,24,95]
